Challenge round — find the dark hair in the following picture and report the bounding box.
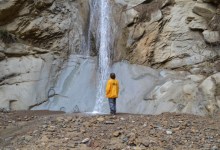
[110,73,116,79]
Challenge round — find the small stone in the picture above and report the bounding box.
[97,117,105,122]
[32,130,38,134]
[166,130,173,135]
[211,145,218,150]
[120,117,125,121]
[81,138,90,144]
[56,117,64,122]
[105,121,114,124]
[81,129,86,133]
[100,133,105,136]
[42,125,47,129]
[24,135,32,142]
[113,131,121,137]
[48,126,56,132]
[41,142,46,146]
[67,144,75,148]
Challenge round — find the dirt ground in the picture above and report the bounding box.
[0,110,220,150]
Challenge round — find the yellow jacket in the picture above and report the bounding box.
[106,79,119,98]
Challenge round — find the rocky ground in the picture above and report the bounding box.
[0,111,220,150]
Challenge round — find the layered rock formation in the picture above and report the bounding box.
[0,0,220,116]
[0,0,89,110]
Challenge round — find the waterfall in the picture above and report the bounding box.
[90,0,114,113]
[33,0,116,113]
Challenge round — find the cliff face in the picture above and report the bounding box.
[0,0,220,115]
[0,0,89,110]
[111,0,220,115]
[115,0,220,70]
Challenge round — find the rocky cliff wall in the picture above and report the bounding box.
[0,0,89,110]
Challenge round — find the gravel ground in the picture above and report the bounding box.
[0,111,220,150]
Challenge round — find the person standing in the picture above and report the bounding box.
[106,73,119,115]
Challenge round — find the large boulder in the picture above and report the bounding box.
[192,2,217,20]
[188,17,208,30]
[199,73,220,115]
[34,0,54,10]
[202,30,220,44]
[0,53,56,110]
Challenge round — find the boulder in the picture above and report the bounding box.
[188,17,208,30]
[124,8,139,26]
[199,73,220,114]
[150,10,163,23]
[0,50,56,110]
[192,3,217,20]
[161,0,175,8]
[34,0,54,10]
[132,24,145,40]
[202,30,220,44]
[186,75,205,83]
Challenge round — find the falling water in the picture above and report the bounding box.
[91,0,114,113]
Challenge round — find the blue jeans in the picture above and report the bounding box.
[108,98,116,114]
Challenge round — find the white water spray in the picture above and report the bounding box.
[91,0,114,113]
